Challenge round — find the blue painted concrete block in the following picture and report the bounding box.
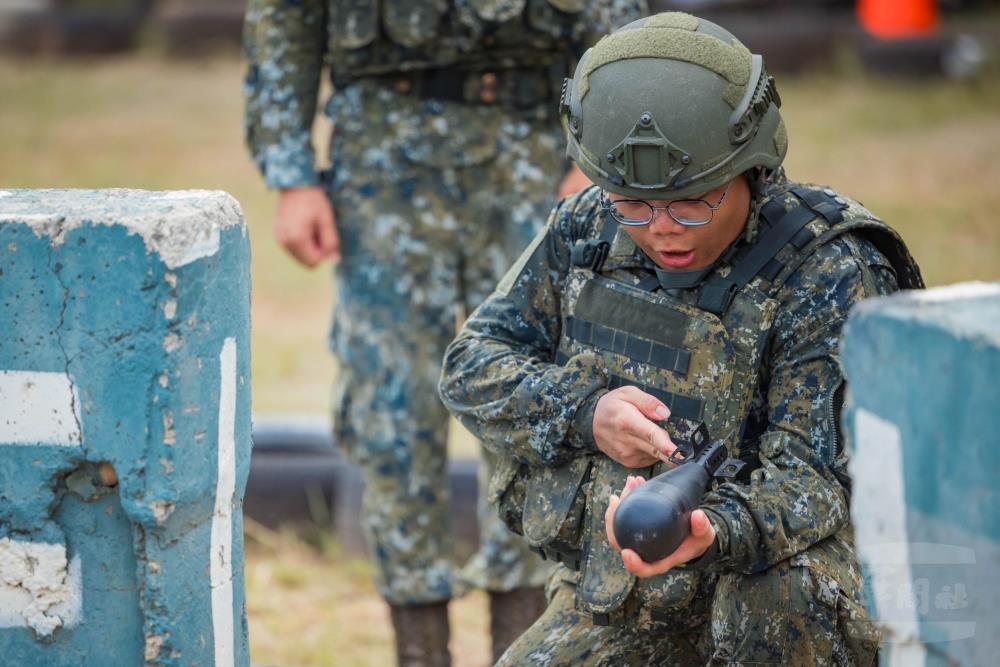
[842,282,1000,667]
[0,189,252,666]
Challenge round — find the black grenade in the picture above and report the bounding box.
[612,423,744,563]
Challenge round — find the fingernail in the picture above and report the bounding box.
[655,406,669,419]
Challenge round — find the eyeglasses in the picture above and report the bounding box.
[601,180,732,227]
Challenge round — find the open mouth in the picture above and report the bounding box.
[657,249,696,269]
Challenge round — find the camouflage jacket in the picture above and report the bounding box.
[440,175,921,576]
[243,0,646,189]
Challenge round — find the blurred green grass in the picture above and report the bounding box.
[2,53,999,666]
[243,519,491,667]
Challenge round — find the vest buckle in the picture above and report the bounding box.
[571,239,610,271]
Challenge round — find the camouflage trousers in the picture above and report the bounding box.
[500,546,881,666]
[325,81,563,605]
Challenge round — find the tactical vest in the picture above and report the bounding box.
[497,183,923,625]
[326,0,620,85]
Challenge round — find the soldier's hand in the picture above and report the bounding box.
[556,163,592,199]
[605,477,717,578]
[592,386,676,468]
[275,186,340,267]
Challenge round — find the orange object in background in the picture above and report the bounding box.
[858,0,939,39]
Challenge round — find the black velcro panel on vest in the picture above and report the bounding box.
[697,188,849,316]
[575,281,689,349]
[564,316,691,376]
[554,351,705,422]
[607,376,704,422]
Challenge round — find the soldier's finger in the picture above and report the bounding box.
[616,402,658,436]
[621,548,672,578]
[605,494,622,550]
[315,213,340,261]
[289,237,322,268]
[624,475,645,494]
[618,435,660,468]
[615,385,670,421]
[622,425,673,461]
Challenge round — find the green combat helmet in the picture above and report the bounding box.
[561,12,787,200]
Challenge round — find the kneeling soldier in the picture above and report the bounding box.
[440,11,923,666]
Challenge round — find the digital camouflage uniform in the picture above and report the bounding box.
[441,172,923,665]
[243,0,647,606]
[442,14,923,663]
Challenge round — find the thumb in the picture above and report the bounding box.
[626,388,670,422]
[605,493,622,550]
[691,510,713,537]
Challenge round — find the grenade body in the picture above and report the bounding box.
[612,439,734,562]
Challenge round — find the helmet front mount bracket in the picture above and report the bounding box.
[609,114,691,191]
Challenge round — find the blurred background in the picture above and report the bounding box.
[2,1,998,665]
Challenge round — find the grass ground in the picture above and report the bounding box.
[243,521,491,667]
[2,45,999,666]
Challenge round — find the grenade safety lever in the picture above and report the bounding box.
[612,423,744,563]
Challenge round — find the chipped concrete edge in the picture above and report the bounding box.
[0,538,83,637]
[0,189,245,269]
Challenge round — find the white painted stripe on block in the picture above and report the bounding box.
[0,539,83,635]
[850,408,927,667]
[0,371,81,446]
[210,337,237,667]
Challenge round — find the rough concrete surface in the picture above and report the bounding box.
[0,189,252,666]
[844,281,1000,667]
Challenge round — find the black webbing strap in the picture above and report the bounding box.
[696,188,848,316]
[530,545,582,571]
[606,376,704,421]
[555,351,704,421]
[791,186,848,226]
[636,274,661,292]
[564,316,691,376]
[571,215,619,270]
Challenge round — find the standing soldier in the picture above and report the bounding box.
[243,2,647,664]
[441,12,923,665]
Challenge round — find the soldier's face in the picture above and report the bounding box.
[618,176,751,272]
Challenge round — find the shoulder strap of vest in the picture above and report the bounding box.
[570,205,618,271]
[697,186,849,316]
[774,217,925,292]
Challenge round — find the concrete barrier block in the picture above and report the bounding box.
[842,282,1000,667]
[0,189,251,666]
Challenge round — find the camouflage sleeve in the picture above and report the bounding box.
[243,0,327,189]
[440,196,610,467]
[698,235,900,574]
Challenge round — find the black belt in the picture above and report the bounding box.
[371,66,558,109]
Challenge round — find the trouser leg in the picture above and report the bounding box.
[706,537,880,666]
[326,106,460,606]
[497,574,705,667]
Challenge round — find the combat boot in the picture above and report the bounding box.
[488,586,547,663]
[389,601,451,667]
